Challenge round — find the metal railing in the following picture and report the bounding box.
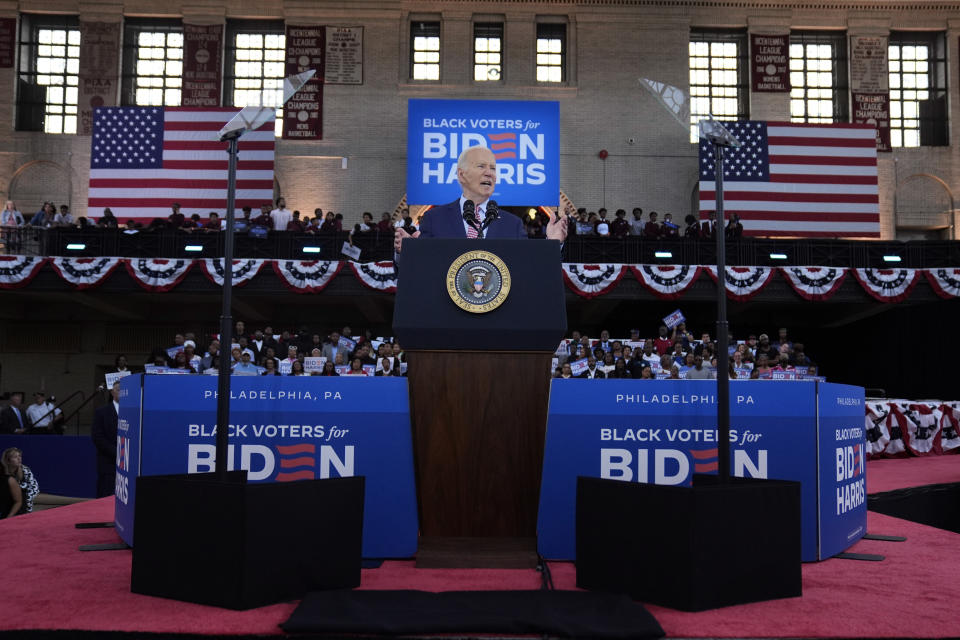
[5,226,960,268]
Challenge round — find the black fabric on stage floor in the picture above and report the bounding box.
[868,482,960,534]
[282,589,665,639]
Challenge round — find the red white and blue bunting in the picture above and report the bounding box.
[125,258,194,292]
[49,257,122,289]
[903,403,942,456]
[350,261,398,292]
[562,264,626,299]
[853,268,919,303]
[201,259,265,287]
[630,264,701,299]
[925,268,960,299]
[0,256,47,289]
[6,256,960,304]
[273,260,343,293]
[938,404,960,452]
[706,266,775,301]
[780,266,847,301]
[864,402,892,457]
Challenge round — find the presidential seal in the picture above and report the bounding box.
[446,250,511,313]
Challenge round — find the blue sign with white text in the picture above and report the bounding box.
[536,380,865,562]
[406,99,560,206]
[816,383,867,559]
[113,375,419,558]
[114,375,144,546]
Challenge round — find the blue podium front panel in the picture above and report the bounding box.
[114,375,418,558]
[537,380,824,561]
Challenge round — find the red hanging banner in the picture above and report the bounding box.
[284,25,324,139]
[181,23,223,107]
[0,17,16,68]
[750,34,790,92]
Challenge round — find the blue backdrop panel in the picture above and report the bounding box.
[0,435,96,498]
[406,99,560,206]
[816,383,867,559]
[114,375,418,558]
[537,380,825,561]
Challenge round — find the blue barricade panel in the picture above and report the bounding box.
[537,380,864,562]
[114,374,419,558]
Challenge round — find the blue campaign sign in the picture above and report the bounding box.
[537,380,823,561]
[816,382,867,559]
[114,374,144,546]
[406,99,560,206]
[115,375,418,558]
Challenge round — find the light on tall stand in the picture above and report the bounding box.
[213,69,315,478]
[698,117,741,481]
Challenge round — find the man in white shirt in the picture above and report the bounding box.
[270,197,293,231]
[25,391,61,432]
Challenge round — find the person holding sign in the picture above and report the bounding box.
[394,146,567,251]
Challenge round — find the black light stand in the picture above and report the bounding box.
[712,142,731,480]
[214,130,242,478]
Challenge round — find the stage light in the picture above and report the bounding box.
[882,255,902,263]
[66,243,86,250]
[184,245,203,252]
[302,246,321,254]
[769,253,788,260]
[654,251,673,259]
[527,208,537,219]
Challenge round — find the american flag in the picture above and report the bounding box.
[88,107,275,222]
[699,121,879,238]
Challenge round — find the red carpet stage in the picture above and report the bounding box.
[2,456,958,639]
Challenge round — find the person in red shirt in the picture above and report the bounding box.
[700,211,718,239]
[610,209,631,237]
[661,212,679,238]
[286,211,306,232]
[167,202,185,228]
[643,211,660,238]
[203,212,221,232]
[653,325,673,355]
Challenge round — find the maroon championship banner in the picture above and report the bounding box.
[284,25,324,139]
[182,23,222,107]
[751,34,789,92]
[0,17,15,68]
[850,36,890,152]
[852,92,891,152]
[78,21,121,136]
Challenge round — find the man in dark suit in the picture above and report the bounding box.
[0,392,29,434]
[91,383,120,498]
[394,146,567,251]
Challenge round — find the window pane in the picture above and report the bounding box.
[689,29,747,141]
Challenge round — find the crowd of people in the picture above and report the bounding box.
[552,324,815,380]
[565,207,743,240]
[117,320,813,382]
[133,322,406,378]
[3,198,743,242]
[0,198,419,238]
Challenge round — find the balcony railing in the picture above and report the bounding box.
[4,226,960,268]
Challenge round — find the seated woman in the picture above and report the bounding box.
[320,361,339,376]
[1,448,27,518]
[261,358,280,376]
[290,360,309,376]
[346,358,366,375]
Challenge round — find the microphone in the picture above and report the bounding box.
[482,200,500,227]
[462,199,478,228]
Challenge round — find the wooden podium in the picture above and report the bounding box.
[394,239,566,566]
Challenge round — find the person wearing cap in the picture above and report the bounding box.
[25,392,60,433]
[756,334,778,362]
[233,351,260,375]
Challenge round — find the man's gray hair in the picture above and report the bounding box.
[457,145,491,171]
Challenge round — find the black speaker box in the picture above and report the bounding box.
[131,471,364,610]
[576,474,802,611]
